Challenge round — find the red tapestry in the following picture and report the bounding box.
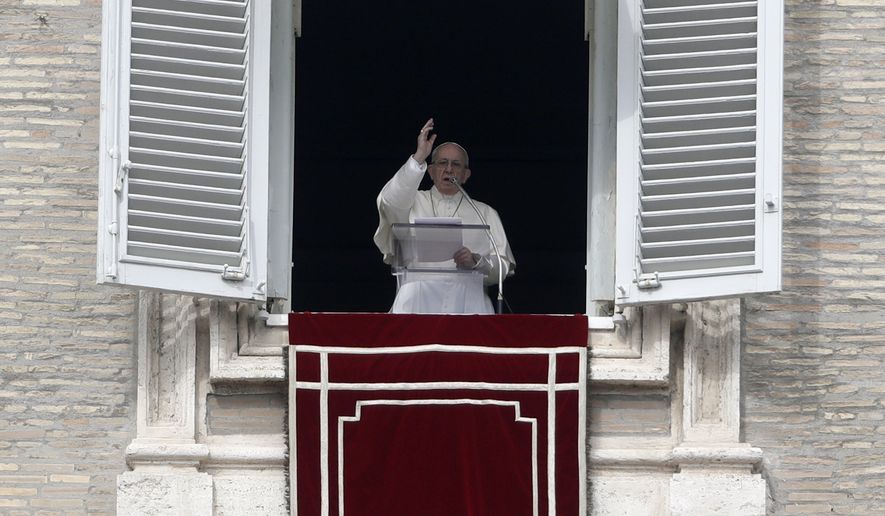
[290,312,587,516]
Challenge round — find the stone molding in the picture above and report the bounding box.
[589,445,762,469]
[681,299,741,444]
[588,305,671,384]
[209,304,673,386]
[208,300,286,382]
[589,300,766,515]
[134,291,198,443]
[122,294,288,516]
[129,295,764,514]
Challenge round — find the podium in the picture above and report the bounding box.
[389,222,494,314]
[289,312,587,516]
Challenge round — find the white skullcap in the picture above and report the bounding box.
[432,141,470,167]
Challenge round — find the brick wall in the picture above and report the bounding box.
[743,1,885,514]
[0,2,136,515]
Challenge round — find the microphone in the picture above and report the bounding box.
[448,178,506,314]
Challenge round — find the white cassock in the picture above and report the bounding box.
[373,156,516,314]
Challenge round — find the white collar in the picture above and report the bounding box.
[430,185,461,200]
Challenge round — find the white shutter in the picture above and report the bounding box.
[98,0,294,302]
[614,0,782,305]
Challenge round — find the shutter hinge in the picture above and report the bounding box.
[635,271,661,290]
[114,160,131,194]
[764,194,779,213]
[222,264,247,281]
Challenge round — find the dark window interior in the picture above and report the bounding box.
[292,0,588,313]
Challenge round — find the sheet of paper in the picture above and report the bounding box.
[412,218,463,263]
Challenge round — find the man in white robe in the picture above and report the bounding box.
[374,118,515,314]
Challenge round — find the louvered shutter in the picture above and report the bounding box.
[98,0,294,301]
[614,0,782,305]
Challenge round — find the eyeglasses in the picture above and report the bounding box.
[432,159,465,171]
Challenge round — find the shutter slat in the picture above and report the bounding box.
[132,22,246,49]
[640,219,755,243]
[642,141,756,155]
[643,16,757,33]
[130,85,245,111]
[640,251,755,273]
[131,37,246,61]
[132,7,247,34]
[643,63,756,86]
[130,147,244,174]
[642,125,755,147]
[641,235,754,260]
[128,177,244,205]
[129,194,243,221]
[129,116,244,143]
[644,2,758,15]
[641,204,756,228]
[140,0,247,18]
[643,48,756,72]
[131,69,245,96]
[643,3,758,24]
[641,142,756,165]
[130,131,244,158]
[128,210,243,237]
[641,94,756,118]
[127,241,243,266]
[131,53,245,80]
[644,32,759,54]
[641,110,756,133]
[128,163,244,190]
[641,188,755,211]
[643,79,757,103]
[130,100,244,127]
[129,225,243,253]
[642,172,755,195]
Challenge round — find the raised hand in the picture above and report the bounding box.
[413,118,437,164]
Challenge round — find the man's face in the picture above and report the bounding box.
[428,144,471,195]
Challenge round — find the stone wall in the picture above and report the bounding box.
[0,1,137,515]
[743,1,885,514]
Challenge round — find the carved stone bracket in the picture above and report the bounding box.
[119,292,213,515]
[208,300,286,382]
[588,305,671,385]
[668,299,766,515]
[132,291,199,445]
[682,299,742,444]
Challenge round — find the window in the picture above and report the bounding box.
[97,0,294,302]
[98,0,782,310]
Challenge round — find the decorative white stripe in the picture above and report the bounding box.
[295,381,581,392]
[577,348,587,515]
[337,399,539,516]
[297,345,587,516]
[547,352,556,516]
[337,414,344,516]
[294,344,586,355]
[319,352,329,516]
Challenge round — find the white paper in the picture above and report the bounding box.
[412,217,463,263]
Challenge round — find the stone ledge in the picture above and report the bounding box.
[126,440,210,468]
[590,445,763,469]
[205,443,287,469]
